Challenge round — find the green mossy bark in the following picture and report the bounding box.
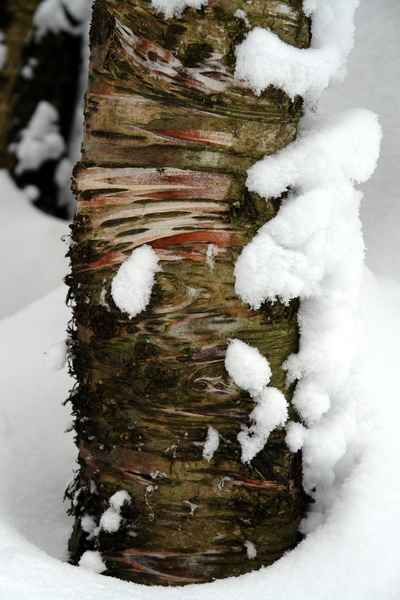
[67,0,310,585]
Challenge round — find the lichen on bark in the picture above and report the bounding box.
[67,0,310,585]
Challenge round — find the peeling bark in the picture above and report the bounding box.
[67,0,310,585]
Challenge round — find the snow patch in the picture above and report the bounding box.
[225,339,271,397]
[100,491,131,534]
[99,279,111,311]
[238,387,288,463]
[11,101,65,176]
[225,339,288,462]
[244,540,257,559]
[34,0,92,39]
[111,245,162,318]
[235,0,360,102]
[285,421,307,453]
[217,476,233,491]
[151,0,207,18]
[78,550,106,574]
[82,490,131,539]
[235,110,381,308]
[203,425,219,461]
[292,379,330,426]
[183,500,199,515]
[109,490,131,512]
[234,9,250,28]
[54,157,73,192]
[80,514,97,540]
[99,507,123,534]
[150,470,167,480]
[206,244,220,270]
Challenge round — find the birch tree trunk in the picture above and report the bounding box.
[67,0,310,585]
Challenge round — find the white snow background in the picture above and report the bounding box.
[1,0,400,598]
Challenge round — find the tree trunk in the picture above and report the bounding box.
[67,0,310,585]
[0,0,86,218]
[0,0,41,170]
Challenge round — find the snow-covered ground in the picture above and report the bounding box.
[0,0,399,598]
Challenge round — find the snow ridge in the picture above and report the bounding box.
[235,109,381,525]
[236,110,381,308]
[231,0,382,530]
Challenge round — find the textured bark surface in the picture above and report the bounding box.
[67,0,310,585]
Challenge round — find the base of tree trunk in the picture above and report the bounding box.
[66,0,310,585]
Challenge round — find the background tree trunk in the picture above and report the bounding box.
[67,0,310,585]
[0,0,87,218]
[0,0,41,170]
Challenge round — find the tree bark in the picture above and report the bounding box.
[67,0,310,585]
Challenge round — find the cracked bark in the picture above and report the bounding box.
[67,0,310,585]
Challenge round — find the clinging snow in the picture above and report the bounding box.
[150,0,207,18]
[111,245,162,318]
[225,340,289,462]
[235,0,360,103]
